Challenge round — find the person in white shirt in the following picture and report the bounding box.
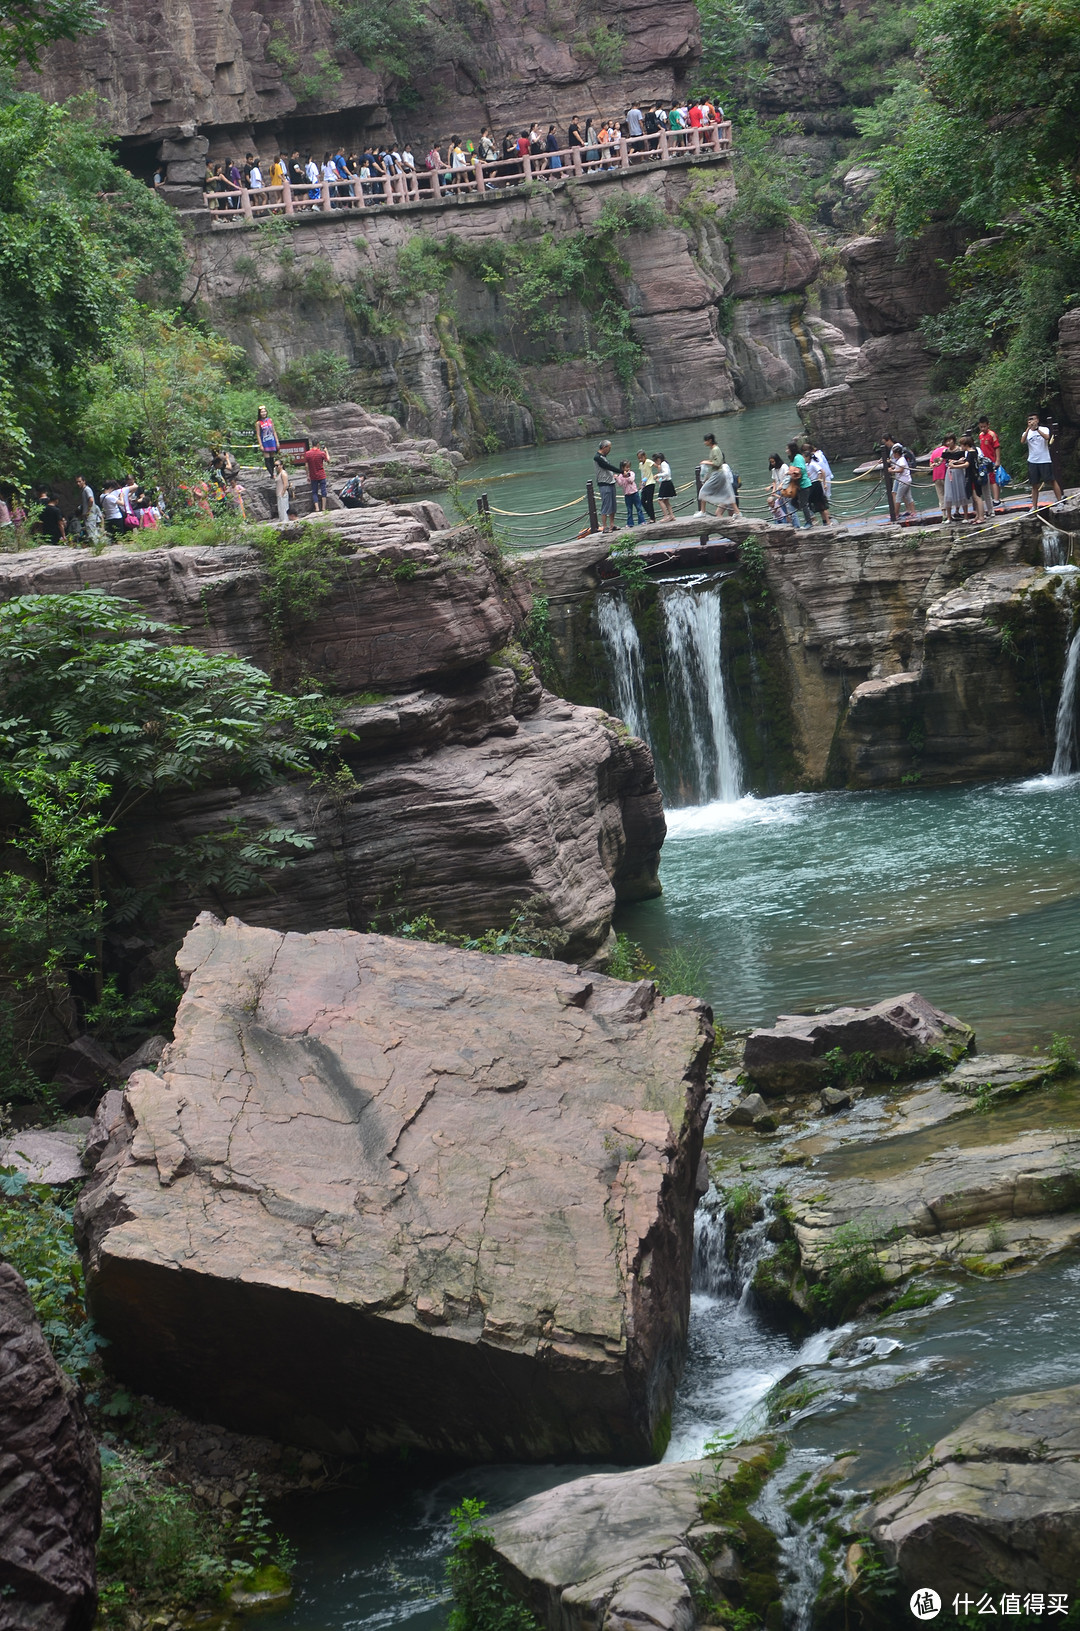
[888,443,917,519]
[653,452,676,520]
[806,442,834,523]
[248,160,264,207]
[1021,414,1062,510]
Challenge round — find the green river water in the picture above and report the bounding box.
[267,409,1079,1629]
[448,403,939,547]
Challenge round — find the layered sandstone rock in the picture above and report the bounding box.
[832,564,1079,786]
[0,522,665,958]
[78,914,712,1461]
[743,993,972,1095]
[758,507,1054,785]
[0,1264,100,1631]
[867,1385,1080,1594]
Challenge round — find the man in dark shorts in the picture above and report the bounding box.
[302,442,330,511]
[37,490,65,542]
[593,440,620,532]
[1021,415,1061,511]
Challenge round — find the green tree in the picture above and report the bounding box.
[0,0,103,68]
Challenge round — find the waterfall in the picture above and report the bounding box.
[1043,529,1067,567]
[595,591,651,747]
[1052,625,1080,776]
[660,584,743,805]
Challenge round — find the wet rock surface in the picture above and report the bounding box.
[0,1263,100,1631]
[486,1445,778,1631]
[867,1383,1080,1594]
[742,992,972,1095]
[79,914,712,1462]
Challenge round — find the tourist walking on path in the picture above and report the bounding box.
[769,453,798,526]
[637,451,657,521]
[942,435,968,523]
[273,458,291,523]
[977,417,1003,511]
[785,440,813,527]
[654,454,676,520]
[593,439,620,532]
[616,461,647,526]
[256,405,279,474]
[889,443,917,520]
[805,441,833,523]
[696,434,740,518]
[1022,415,1062,510]
[302,442,330,511]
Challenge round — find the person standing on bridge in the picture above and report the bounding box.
[697,434,741,519]
[654,454,677,521]
[594,439,621,532]
[1021,415,1061,511]
[255,406,279,475]
[637,451,657,521]
[617,462,647,527]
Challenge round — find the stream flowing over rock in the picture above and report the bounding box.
[867,1384,1080,1594]
[0,1263,101,1631]
[77,914,712,1461]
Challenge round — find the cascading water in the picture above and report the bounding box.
[1052,624,1080,776]
[595,578,744,807]
[661,584,743,805]
[1042,528,1067,567]
[595,591,651,747]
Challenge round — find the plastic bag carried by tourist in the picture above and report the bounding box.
[996,462,1011,485]
[339,475,365,508]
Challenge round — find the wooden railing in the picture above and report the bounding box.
[202,121,732,223]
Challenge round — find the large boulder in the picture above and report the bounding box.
[0,1263,100,1631]
[840,227,967,336]
[742,992,972,1094]
[78,914,712,1463]
[486,1445,781,1631]
[867,1384,1080,1594]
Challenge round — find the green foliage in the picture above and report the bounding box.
[0,0,103,67]
[608,535,651,591]
[277,348,353,408]
[1050,1032,1079,1073]
[445,1499,540,1631]
[248,520,349,634]
[0,1172,101,1376]
[573,21,624,76]
[520,591,555,685]
[808,1221,886,1321]
[0,91,186,482]
[83,972,182,1054]
[724,1180,762,1232]
[394,898,567,960]
[97,1451,230,1622]
[726,112,811,230]
[329,0,483,89]
[883,1281,941,1314]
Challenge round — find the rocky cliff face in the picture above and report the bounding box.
[0,1264,101,1631]
[78,914,712,1462]
[192,165,854,452]
[28,0,699,176]
[760,505,1075,786]
[0,519,665,961]
[798,225,968,457]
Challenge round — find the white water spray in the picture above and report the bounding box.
[1052,625,1080,777]
[595,591,651,747]
[660,584,743,804]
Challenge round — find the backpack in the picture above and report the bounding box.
[425,149,439,170]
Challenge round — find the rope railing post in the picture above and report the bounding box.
[586,481,599,534]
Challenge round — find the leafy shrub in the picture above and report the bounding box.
[574,21,625,76]
[1050,1032,1079,1073]
[0,1170,101,1378]
[808,1221,886,1321]
[395,898,567,960]
[97,1451,230,1621]
[445,1499,539,1631]
[277,350,353,408]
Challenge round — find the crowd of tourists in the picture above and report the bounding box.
[200,96,725,211]
[0,477,166,545]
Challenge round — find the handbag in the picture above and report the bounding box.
[783,472,800,500]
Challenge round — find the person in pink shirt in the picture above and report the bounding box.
[929,442,948,515]
[616,461,647,526]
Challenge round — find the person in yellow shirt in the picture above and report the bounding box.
[637,450,657,521]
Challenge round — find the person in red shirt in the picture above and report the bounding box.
[688,101,704,129]
[977,416,1002,511]
[302,443,330,511]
